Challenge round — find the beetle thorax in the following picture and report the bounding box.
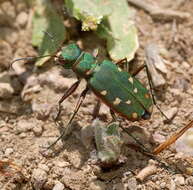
[73,52,97,78]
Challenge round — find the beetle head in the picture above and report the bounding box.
[59,43,81,69]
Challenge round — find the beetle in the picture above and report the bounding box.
[12,43,154,147]
[54,43,153,130]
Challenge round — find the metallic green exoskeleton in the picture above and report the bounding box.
[59,43,153,121]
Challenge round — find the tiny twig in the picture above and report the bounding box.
[127,0,190,21]
[136,160,157,182]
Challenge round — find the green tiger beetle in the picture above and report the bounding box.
[12,43,170,150]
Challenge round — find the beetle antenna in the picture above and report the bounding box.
[10,54,56,69]
[10,30,63,70]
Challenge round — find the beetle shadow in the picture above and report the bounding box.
[40,120,95,168]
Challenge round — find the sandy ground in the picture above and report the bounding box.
[0,0,193,189]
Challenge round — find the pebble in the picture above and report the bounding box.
[160,182,166,189]
[0,83,14,99]
[81,124,94,149]
[16,12,28,27]
[4,148,13,156]
[19,132,27,138]
[15,119,34,134]
[38,67,77,91]
[32,168,48,190]
[32,102,53,120]
[174,175,185,186]
[175,128,193,156]
[38,164,50,172]
[127,177,137,190]
[186,176,193,186]
[53,181,65,190]
[32,125,43,136]
[113,183,124,190]
[89,180,106,190]
[163,107,178,123]
[170,179,176,190]
[152,132,166,144]
[54,161,70,168]
[16,119,43,135]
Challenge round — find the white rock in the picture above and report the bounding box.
[32,168,48,190]
[38,164,49,172]
[32,125,43,136]
[174,175,185,186]
[5,148,13,156]
[16,12,28,26]
[53,181,64,190]
[0,83,14,98]
[89,180,106,190]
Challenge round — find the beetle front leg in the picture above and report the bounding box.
[48,86,89,150]
[54,80,81,121]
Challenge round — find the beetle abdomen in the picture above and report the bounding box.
[88,60,153,121]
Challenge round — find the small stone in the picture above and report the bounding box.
[89,180,106,190]
[38,67,77,91]
[175,128,193,156]
[0,83,14,99]
[186,176,193,186]
[170,179,176,190]
[38,164,49,172]
[19,132,27,138]
[174,175,185,186]
[15,119,34,134]
[81,124,94,149]
[127,177,137,190]
[53,181,64,190]
[164,107,178,123]
[153,132,166,144]
[5,148,13,156]
[16,12,28,27]
[32,168,48,190]
[160,182,166,189]
[55,161,70,168]
[113,183,124,190]
[32,125,43,136]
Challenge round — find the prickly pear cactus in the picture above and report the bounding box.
[32,0,66,66]
[65,0,138,61]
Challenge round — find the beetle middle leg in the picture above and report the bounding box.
[92,99,101,120]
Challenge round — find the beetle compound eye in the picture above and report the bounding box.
[141,110,151,120]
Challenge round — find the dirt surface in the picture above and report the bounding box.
[0,0,193,190]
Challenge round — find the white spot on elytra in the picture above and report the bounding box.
[126,99,131,104]
[113,97,121,105]
[134,88,138,93]
[118,67,122,72]
[132,112,138,119]
[128,77,133,84]
[101,90,107,96]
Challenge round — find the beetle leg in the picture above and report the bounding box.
[131,63,171,122]
[54,80,81,121]
[143,64,171,122]
[92,99,101,120]
[110,109,117,122]
[131,63,146,76]
[115,58,128,65]
[48,86,89,149]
